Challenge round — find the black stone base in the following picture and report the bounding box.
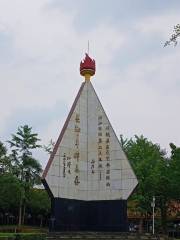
[49,198,128,232]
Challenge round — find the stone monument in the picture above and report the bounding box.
[42,53,138,231]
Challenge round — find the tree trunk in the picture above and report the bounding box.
[139,216,144,233]
[40,216,43,227]
[18,197,22,226]
[22,203,26,225]
[160,198,167,233]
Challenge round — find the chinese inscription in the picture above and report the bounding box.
[96,114,111,187]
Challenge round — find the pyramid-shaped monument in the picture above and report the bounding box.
[42,53,138,231]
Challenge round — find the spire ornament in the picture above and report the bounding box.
[80,53,96,80]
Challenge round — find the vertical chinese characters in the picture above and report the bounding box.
[97,114,111,187]
[62,154,71,178]
[63,153,66,178]
[98,115,103,180]
[105,125,110,187]
[74,113,80,186]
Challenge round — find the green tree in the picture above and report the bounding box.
[168,143,180,199]
[122,135,180,233]
[0,141,11,173]
[152,143,180,232]
[0,173,22,214]
[27,189,50,227]
[8,125,42,226]
[153,157,171,232]
[121,135,166,233]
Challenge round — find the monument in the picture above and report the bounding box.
[42,53,138,231]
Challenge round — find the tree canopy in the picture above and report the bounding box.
[0,173,22,213]
[121,135,180,233]
[0,125,43,226]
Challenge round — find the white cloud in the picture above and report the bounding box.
[0,0,126,138]
[135,11,180,39]
[0,0,180,161]
[100,49,180,152]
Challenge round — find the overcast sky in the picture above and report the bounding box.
[0,0,180,167]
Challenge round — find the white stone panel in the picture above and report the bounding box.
[45,81,138,200]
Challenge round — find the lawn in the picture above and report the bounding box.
[0,233,39,236]
[0,232,46,239]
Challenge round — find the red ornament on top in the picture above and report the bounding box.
[80,53,96,77]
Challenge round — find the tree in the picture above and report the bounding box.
[121,135,180,233]
[43,139,55,155]
[27,188,50,227]
[151,143,180,232]
[0,141,11,173]
[168,143,180,199]
[164,24,180,47]
[0,173,22,224]
[8,125,42,226]
[152,157,171,232]
[121,135,166,233]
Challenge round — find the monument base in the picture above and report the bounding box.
[49,198,128,232]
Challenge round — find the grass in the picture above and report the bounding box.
[0,233,15,237]
[0,233,41,236]
[0,225,47,239]
[0,232,46,239]
[0,225,48,233]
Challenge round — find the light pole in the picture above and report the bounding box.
[151,196,155,235]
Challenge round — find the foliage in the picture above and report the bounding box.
[0,126,47,227]
[43,139,55,155]
[0,173,22,212]
[0,142,11,173]
[164,24,180,47]
[7,125,42,226]
[152,143,180,231]
[120,135,180,233]
[8,125,42,185]
[121,135,165,214]
[27,189,50,217]
[168,143,180,199]
[25,188,50,227]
